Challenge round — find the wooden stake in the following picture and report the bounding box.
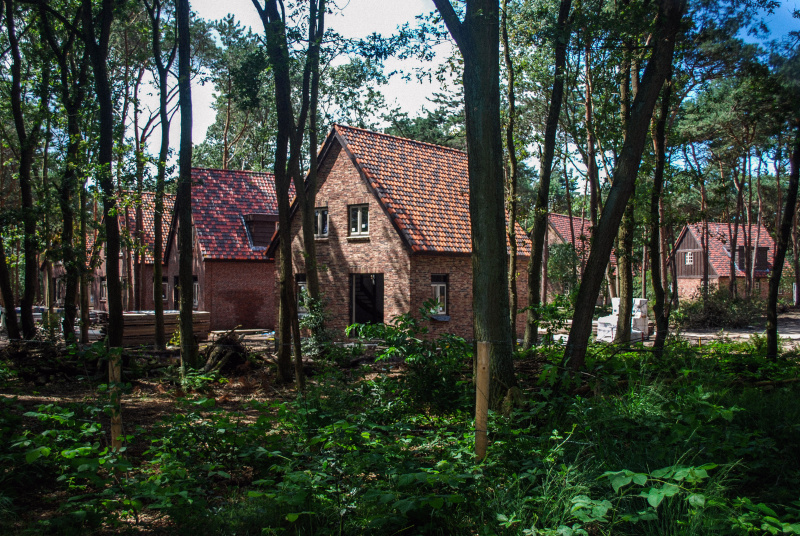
[475,341,490,461]
[109,350,123,450]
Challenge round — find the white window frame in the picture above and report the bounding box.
[192,280,200,309]
[297,276,309,316]
[685,251,694,266]
[100,278,107,302]
[314,208,329,238]
[349,204,369,236]
[161,280,168,301]
[431,275,447,315]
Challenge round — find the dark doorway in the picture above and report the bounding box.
[351,273,384,324]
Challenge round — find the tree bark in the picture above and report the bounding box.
[177,0,197,367]
[561,0,684,373]
[524,0,572,349]
[767,124,800,358]
[502,0,519,333]
[650,71,672,355]
[82,0,124,348]
[5,0,41,340]
[433,0,518,405]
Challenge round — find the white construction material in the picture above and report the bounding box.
[596,298,649,343]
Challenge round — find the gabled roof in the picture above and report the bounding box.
[331,125,532,256]
[121,191,176,264]
[186,168,282,261]
[682,222,777,277]
[548,213,616,265]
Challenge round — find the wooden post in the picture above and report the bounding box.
[109,350,123,450]
[475,341,490,461]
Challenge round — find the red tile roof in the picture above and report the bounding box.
[190,168,283,261]
[120,192,175,264]
[333,125,532,256]
[548,213,616,265]
[686,222,778,277]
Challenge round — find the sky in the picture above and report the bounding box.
[186,0,447,143]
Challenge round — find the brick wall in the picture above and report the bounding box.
[290,140,412,337]
[288,137,530,340]
[205,261,276,330]
[411,255,530,340]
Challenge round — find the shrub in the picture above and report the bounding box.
[672,289,764,329]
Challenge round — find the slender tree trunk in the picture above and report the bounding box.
[615,48,634,344]
[701,183,709,302]
[502,0,519,333]
[82,0,124,348]
[177,0,196,367]
[793,206,800,307]
[6,0,40,340]
[562,0,684,373]
[767,124,800,358]
[650,72,671,355]
[524,0,572,348]
[0,235,20,340]
[80,184,90,343]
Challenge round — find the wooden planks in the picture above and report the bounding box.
[120,311,210,346]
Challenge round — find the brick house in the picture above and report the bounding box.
[544,213,616,300]
[669,222,785,299]
[283,125,532,340]
[86,192,175,313]
[164,168,279,331]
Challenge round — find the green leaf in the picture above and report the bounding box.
[610,472,633,493]
[688,493,706,508]
[647,488,665,508]
[429,497,444,509]
[286,513,300,522]
[663,483,680,497]
[632,473,648,486]
[25,446,50,463]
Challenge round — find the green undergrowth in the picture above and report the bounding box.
[0,332,799,534]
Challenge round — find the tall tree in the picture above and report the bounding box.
[524,0,573,348]
[39,1,90,342]
[562,0,685,373]
[143,0,177,349]
[81,0,124,347]
[177,0,196,367]
[431,0,518,405]
[5,0,45,340]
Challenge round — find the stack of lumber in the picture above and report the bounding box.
[121,311,210,346]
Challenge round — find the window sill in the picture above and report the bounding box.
[347,235,370,242]
[314,236,329,241]
[429,314,450,322]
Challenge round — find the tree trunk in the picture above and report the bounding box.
[767,124,800,358]
[80,185,90,344]
[177,0,197,367]
[502,0,519,334]
[561,0,684,373]
[5,0,40,340]
[793,206,800,307]
[82,0,124,348]
[650,72,672,355]
[615,47,633,344]
[524,0,572,349]
[0,235,20,340]
[433,0,518,405]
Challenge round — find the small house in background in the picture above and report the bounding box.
[669,222,784,299]
[165,168,281,331]
[544,213,616,300]
[282,125,532,340]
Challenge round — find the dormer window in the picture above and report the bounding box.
[243,214,278,249]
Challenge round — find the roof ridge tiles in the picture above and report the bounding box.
[334,123,467,156]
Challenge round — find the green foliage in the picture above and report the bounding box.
[672,289,765,329]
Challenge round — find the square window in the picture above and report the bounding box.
[431,274,448,315]
[685,251,694,266]
[349,205,369,236]
[314,208,328,237]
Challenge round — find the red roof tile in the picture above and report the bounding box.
[548,213,616,265]
[191,168,284,261]
[120,192,175,264]
[686,222,779,277]
[334,125,532,256]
